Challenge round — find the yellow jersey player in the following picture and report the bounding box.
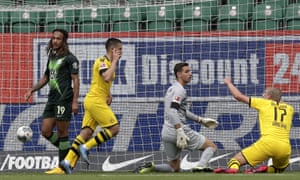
[60,38,122,174]
[215,78,294,174]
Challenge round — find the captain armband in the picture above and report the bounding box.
[170,102,180,110]
[99,68,107,75]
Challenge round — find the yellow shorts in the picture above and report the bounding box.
[242,136,291,168]
[81,97,118,131]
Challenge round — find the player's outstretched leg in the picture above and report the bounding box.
[134,162,154,173]
[214,158,239,174]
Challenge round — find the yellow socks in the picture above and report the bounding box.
[227,158,240,170]
[85,129,112,149]
[65,135,85,168]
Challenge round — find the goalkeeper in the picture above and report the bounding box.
[214,78,294,174]
[136,62,218,173]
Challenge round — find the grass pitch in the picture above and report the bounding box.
[1,172,300,180]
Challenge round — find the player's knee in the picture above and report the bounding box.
[41,129,52,138]
[173,167,180,172]
[56,129,69,137]
[232,152,246,166]
[169,161,180,172]
[202,139,218,151]
[80,127,94,140]
[211,142,218,151]
[109,124,120,136]
[269,165,286,173]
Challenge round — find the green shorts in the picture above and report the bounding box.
[42,101,72,121]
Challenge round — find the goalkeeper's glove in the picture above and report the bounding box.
[176,128,190,149]
[197,117,219,129]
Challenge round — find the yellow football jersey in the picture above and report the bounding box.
[250,97,294,141]
[85,56,115,100]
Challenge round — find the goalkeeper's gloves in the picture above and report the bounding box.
[176,128,190,149]
[197,117,219,129]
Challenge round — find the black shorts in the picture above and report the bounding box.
[42,101,72,121]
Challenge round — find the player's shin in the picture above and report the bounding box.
[45,132,59,147]
[85,128,112,149]
[58,136,70,161]
[198,147,215,167]
[227,158,240,170]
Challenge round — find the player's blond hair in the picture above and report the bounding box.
[265,87,282,103]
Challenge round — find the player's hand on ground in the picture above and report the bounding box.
[176,128,190,149]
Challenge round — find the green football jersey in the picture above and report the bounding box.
[45,53,79,103]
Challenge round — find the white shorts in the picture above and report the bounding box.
[161,124,206,161]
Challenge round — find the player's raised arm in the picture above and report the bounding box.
[101,42,122,82]
[224,78,249,104]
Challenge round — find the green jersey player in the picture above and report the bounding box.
[24,29,80,175]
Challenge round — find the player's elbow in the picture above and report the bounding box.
[232,94,242,100]
[102,74,113,82]
[234,94,249,104]
[103,77,110,82]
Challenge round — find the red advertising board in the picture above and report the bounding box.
[0,34,34,103]
[265,43,300,93]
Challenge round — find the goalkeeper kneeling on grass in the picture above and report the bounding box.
[214,78,294,174]
[135,62,218,173]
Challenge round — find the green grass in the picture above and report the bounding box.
[1,172,300,180]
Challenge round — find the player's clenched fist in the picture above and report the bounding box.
[224,77,232,85]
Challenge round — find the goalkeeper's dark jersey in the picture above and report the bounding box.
[44,53,79,103]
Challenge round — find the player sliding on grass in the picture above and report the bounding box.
[214,78,294,174]
[135,62,218,173]
[59,38,123,174]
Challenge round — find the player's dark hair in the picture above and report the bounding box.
[46,29,70,56]
[105,38,122,51]
[174,62,189,79]
[266,87,282,103]
[52,29,69,40]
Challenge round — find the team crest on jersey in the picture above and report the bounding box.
[100,62,107,70]
[72,62,79,69]
[174,96,181,103]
